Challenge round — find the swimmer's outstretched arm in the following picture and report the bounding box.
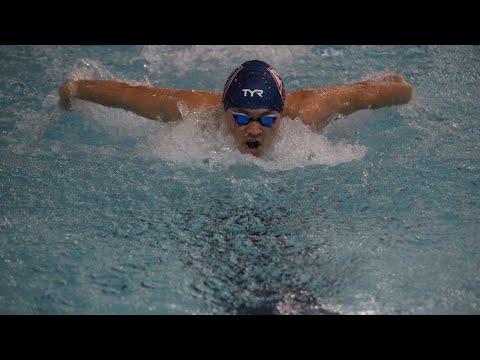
[284,74,412,131]
[59,80,222,121]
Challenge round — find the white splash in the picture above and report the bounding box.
[135,108,366,172]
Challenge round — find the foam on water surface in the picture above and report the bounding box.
[134,107,366,172]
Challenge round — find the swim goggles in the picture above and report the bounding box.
[232,112,278,127]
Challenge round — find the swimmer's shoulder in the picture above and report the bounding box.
[285,88,331,110]
[284,89,332,131]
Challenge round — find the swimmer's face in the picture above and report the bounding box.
[225,108,282,157]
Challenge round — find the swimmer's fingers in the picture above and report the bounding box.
[58,95,72,111]
[58,80,77,111]
[379,73,407,84]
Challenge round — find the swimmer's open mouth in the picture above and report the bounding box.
[246,140,261,149]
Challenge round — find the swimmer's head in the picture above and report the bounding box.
[222,60,286,157]
[222,60,286,112]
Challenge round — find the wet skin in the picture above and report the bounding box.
[225,108,282,157]
[59,76,412,158]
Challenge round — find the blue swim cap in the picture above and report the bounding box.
[222,60,286,113]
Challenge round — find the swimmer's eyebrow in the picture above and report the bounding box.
[240,109,276,117]
[259,110,276,117]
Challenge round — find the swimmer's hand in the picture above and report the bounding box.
[356,72,412,106]
[58,80,76,111]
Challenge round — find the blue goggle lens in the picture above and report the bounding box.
[232,113,277,127]
[260,115,277,127]
[232,113,251,125]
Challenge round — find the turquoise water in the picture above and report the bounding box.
[0,45,479,314]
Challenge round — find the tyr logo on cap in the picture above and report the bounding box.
[242,89,264,97]
[222,60,285,112]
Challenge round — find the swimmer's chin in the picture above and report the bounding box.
[246,148,263,157]
[239,145,264,157]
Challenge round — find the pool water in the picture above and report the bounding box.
[0,45,479,314]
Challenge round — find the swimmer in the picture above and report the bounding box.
[59,60,412,157]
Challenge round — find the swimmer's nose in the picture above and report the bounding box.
[246,121,263,137]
